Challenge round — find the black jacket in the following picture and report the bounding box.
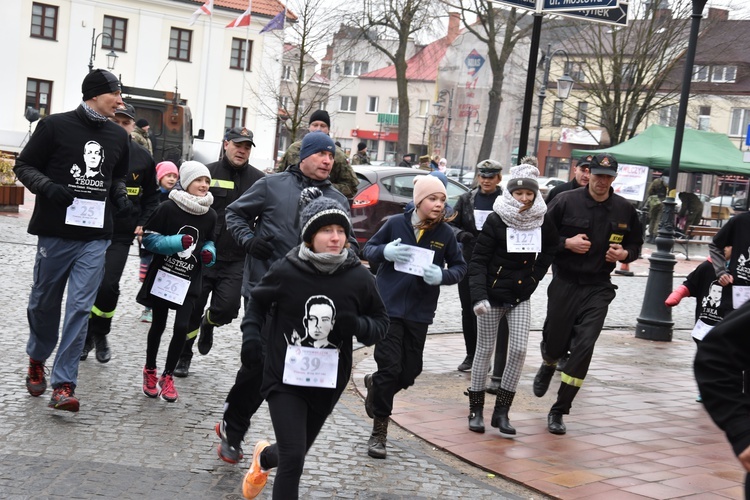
[207,157,265,262]
[545,178,582,205]
[113,140,159,243]
[450,187,502,262]
[469,213,558,306]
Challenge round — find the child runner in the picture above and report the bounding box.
[138,161,179,323]
[240,194,389,499]
[137,161,217,402]
[466,164,558,435]
[361,174,466,459]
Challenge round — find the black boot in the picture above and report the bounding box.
[486,376,502,395]
[556,353,570,372]
[457,355,473,372]
[533,362,556,397]
[80,334,94,361]
[467,389,485,433]
[93,333,111,363]
[367,417,389,459]
[174,338,195,378]
[547,413,566,435]
[490,389,516,435]
[197,313,215,355]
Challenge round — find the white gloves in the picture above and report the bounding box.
[383,238,411,263]
[473,300,490,316]
[422,264,443,285]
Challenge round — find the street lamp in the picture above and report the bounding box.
[432,88,454,164]
[459,109,478,185]
[635,0,709,342]
[533,43,574,155]
[421,113,430,157]
[88,28,118,73]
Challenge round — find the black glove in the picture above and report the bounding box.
[331,313,359,344]
[112,196,134,218]
[244,234,275,260]
[240,338,263,367]
[44,183,74,207]
[459,232,475,245]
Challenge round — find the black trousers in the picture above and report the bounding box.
[88,240,132,338]
[541,277,616,414]
[261,391,330,500]
[370,318,429,418]
[187,259,244,332]
[146,297,197,375]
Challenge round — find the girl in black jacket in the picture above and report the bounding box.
[240,194,389,500]
[467,164,558,436]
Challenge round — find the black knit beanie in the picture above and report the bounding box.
[309,109,331,128]
[82,69,121,100]
[300,195,351,244]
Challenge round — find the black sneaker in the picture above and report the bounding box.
[215,421,243,464]
[174,355,191,378]
[197,314,215,355]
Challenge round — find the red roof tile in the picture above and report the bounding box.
[360,37,452,82]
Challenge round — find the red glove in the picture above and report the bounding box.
[201,249,212,264]
[181,234,194,249]
[665,285,690,307]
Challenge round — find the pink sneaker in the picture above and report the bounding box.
[158,374,178,402]
[142,367,158,398]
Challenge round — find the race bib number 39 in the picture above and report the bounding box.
[150,269,190,305]
[65,198,105,228]
[283,345,338,388]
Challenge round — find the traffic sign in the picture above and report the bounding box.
[492,0,538,13]
[543,0,619,12]
[555,1,628,26]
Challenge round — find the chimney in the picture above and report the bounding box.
[447,12,460,43]
[707,8,729,22]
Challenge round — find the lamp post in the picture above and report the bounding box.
[432,88,454,165]
[88,28,118,73]
[421,113,430,157]
[459,108,479,185]
[635,0,709,342]
[533,43,575,155]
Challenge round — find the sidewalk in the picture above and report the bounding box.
[354,331,744,499]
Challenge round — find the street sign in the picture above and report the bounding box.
[555,1,628,26]
[492,0,538,13]
[543,0,618,11]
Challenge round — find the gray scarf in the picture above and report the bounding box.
[492,189,547,230]
[80,101,109,122]
[297,245,349,274]
[169,189,214,215]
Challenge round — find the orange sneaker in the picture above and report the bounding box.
[242,440,271,499]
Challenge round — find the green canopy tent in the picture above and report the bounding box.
[572,125,749,175]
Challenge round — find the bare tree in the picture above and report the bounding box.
[353,0,447,156]
[447,1,533,163]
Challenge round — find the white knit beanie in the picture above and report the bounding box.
[413,174,447,207]
[179,161,211,190]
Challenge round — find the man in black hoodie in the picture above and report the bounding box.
[174,127,264,377]
[14,69,130,412]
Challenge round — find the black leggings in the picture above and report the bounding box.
[261,391,329,500]
[146,297,195,375]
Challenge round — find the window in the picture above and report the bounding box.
[711,65,736,83]
[225,106,246,130]
[698,106,711,131]
[564,61,585,83]
[343,61,368,76]
[692,65,709,82]
[340,96,357,112]
[26,78,52,118]
[103,16,127,51]
[389,98,398,114]
[552,101,563,126]
[367,96,379,113]
[282,65,292,80]
[280,96,290,110]
[418,99,430,117]
[622,63,636,85]
[659,105,677,127]
[729,108,750,137]
[316,100,327,111]
[577,102,588,126]
[230,38,253,70]
[31,3,58,40]
[169,28,192,61]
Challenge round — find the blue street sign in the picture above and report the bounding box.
[556,1,628,26]
[746,124,750,146]
[493,0,538,13]
[544,0,618,11]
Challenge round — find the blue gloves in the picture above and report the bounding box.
[422,264,443,286]
[201,241,216,267]
[383,238,412,263]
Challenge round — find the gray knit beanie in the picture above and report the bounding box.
[300,195,351,243]
[506,164,540,196]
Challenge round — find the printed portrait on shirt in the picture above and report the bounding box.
[287,295,337,349]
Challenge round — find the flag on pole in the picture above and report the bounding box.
[259,10,285,33]
[188,0,214,26]
[226,2,252,28]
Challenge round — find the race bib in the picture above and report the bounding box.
[65,198,105,228]
[150,269,190,305]
[282,345,338,388]
[506,227,542,253]
[474,210,492,231]
[691,319,713,341]
[732,285,750,309]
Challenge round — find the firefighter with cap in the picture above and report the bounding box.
[532,153,643,435]
[545,154,592,204]
[174,127,265,377]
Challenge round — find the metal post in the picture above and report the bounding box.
[459,113,471,185]
[636,0,708,341]
[517,12,543,161]
[533,44,552,156]
[88,28,113,73]
[445,89,453,167]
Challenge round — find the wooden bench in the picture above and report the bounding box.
[674,225,720,260]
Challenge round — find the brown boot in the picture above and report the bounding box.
[367,417,389,459]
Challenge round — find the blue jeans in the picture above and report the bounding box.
[26,236,109,389]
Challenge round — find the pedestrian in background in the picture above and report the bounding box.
[132,118,153,155]
[467,164,557,436]
[362,174,466,459]
[645,176,668,243]
[14,69,131,412]
[678,192,704,231]
[545,154,591,204]
[351,142,371,165]
[240,194,388,500]
[137,161,217,403]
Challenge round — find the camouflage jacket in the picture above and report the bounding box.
[131,127,153,155]
[351,152,370,165]
[276,140,359,198]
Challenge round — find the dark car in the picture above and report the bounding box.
[350,165,470,246]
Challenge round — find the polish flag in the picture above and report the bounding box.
[226,2,252,29]
[188,0,214,26]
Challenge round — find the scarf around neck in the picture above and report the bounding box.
[298,244,349,274]
[169,189,214,215]
[80,101,109,122]
[492,189,547,230]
